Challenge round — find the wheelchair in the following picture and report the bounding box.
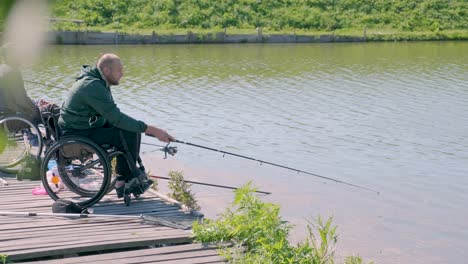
[0,113,45,174]
[40,114,152,207]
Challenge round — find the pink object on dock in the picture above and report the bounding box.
[32,187,48,195]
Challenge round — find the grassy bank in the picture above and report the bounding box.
[45,0,467,41]
[1,1,467,41]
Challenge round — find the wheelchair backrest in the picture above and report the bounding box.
[41,109,61,141]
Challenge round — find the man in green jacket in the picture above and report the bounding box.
[59,53,174,197]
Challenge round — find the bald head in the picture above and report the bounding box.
[97,53,121,70]
[97,53,123,85]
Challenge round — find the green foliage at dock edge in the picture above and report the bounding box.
[193,182,374,264]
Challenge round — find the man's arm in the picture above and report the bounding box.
[82,83,175,142]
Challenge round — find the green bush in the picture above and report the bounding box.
[0,254,7,264]
[167,170,200,210]
[193,182,371,263]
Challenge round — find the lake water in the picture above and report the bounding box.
[24,41,468,263]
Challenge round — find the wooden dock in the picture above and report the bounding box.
[0,175,226,263]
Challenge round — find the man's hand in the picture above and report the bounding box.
[37,98,50,107]
[145,125,175,143]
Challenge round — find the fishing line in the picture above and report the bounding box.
[149,174,271,195]
[172,139,379,194]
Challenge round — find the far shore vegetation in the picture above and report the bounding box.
[50,0,468,41]
[1,0,467,41]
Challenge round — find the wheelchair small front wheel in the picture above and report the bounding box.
[41,136,111,207]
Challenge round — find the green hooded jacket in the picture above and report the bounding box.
[58,65,147,133]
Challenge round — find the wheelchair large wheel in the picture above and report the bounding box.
[41,136,111,207]
[0,115,43,174]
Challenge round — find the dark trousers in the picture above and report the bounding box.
[63,125,141,180]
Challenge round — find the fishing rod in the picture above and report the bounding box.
[140,142,271,195]
[24,79,69,90]
[24,79,377,194]
[169,139,379,194]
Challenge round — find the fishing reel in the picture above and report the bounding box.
[161,142,178,159]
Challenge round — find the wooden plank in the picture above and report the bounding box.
[0,220,144,234]
[32,254,225,264]
[0,199,48,204]
[0,190,50,197]
[0,217,141,230]
[93,199,179,208]
[82,251,223,264]
[26,243,229,264]
[3,230,191,253]
[0,222,193,238]
[93,200,175,209]
[0,197,192,217]
[0,214,197,230]
[1,222,173,240]
[1,228,188,250]
[0,183,40,190]
[153,256,225,264]
[93,206,184,215]
[0,215,136,225]
[0,185,41,190]
[0,212,196,231]
[2,229,178,248]
[0,201,53,209]
[6,233,192,261]
[0,205,181,218]
[0,197,52,204]
[0,175,203,262]
[0,195,180,212]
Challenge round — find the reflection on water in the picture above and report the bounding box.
[24,42,468,263]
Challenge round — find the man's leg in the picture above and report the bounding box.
[66,126,141,180]
[115,129,142,179]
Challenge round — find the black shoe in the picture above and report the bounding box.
[116,185,124,198]
[115,180,125,198]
